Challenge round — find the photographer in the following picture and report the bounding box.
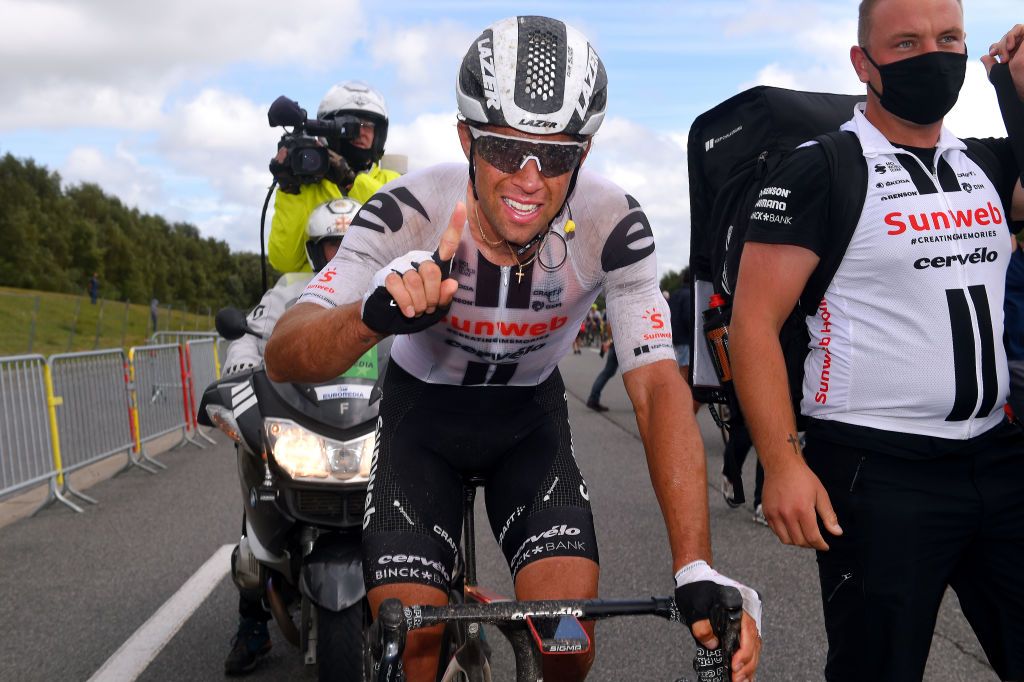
[268,81,400,273]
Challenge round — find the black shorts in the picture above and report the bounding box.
[806,419,1024,681]
[362,362,598,591]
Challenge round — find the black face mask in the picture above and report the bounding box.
[335,140,375,172]
[862,48,968,125]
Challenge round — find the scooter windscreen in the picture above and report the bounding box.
[267,337,392,433]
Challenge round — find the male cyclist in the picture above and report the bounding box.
[268,80,400,273]
[266,16,761,681]
[222,198,360,675]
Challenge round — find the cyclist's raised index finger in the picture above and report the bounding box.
[437,202,466,263]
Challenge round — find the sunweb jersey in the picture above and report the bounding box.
[747,104,1018,439]
[297,163,674,386]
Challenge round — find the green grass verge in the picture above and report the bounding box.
[0,286,214,357]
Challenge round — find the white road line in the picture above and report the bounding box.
[88,544,233,682]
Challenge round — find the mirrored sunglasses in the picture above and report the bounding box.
[470,127,587,178]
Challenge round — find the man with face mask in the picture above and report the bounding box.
[728,1,1024,680]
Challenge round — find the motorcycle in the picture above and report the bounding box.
[199,307,388,681]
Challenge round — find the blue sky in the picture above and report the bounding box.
[0,0,1016,274]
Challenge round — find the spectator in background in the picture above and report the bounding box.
[1006,246,1024,419]
[668,269,701,413]
[88,273,99,304]
[721,410,768,526]
[150,299,160,334]
[586,322,617,412]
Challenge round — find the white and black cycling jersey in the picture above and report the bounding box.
[747,104,1018,440]
[297,163,674,386]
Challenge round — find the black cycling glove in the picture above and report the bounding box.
[269,154,301,194]
[361,249,454,335]
[674,560,762,640]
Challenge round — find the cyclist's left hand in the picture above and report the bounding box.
[675,560,762,682]
[690,611,761,682]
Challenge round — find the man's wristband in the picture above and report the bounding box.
[989,62,1024,186]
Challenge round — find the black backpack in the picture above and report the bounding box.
[686,86,867,421]
[686,86,1006,425]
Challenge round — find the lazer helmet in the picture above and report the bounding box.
[456,16,608,138]
[305,198,361,272]
[317,81,389,171]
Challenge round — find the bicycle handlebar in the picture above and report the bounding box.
[400,596,680,630]
[373,595,743,682]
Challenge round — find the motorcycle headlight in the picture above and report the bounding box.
[205,404,241,443]
[264,418,374,481]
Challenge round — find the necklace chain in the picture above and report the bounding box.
[473,203,505,247]
[507,234,546,284]
[473,201,548,283]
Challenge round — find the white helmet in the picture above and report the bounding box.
[456,16,608,138]
[317,80,388,120]
[317,81,390,169]
[305,198,361,272]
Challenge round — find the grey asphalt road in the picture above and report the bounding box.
[0,349,997,681]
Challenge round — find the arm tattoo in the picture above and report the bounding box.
[786,433,802,455]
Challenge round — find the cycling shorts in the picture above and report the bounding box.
[362,362,599,591]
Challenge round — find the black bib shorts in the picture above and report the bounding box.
[361,362,599,592]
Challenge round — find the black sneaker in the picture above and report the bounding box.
[586,399,609,412]
[224,619,271,676]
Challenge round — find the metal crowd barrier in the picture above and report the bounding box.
[0,338,223,514]
[0,355,68,512]
[215,338,227,379]
[128,344,191,461]
[46,350,140,507]
[150,331,218,347]
[184,339,217,445]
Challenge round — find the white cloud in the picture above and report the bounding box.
[369,20,477,109]
[946,62,1007,138]
[62,145,164,211]
[159,89,279,203]
[0,0,366,130]
[586,117,692,274]
[386,111,466,171]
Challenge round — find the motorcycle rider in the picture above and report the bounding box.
[268,80,400,274]
[265,16,762,682]
[222,198,360,675]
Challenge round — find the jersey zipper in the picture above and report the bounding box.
[485,265,511,384]
[906,151,978,437]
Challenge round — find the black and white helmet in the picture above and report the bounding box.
[456,16,608,138]
[305,198,361,272]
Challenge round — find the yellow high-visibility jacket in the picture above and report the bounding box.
[268,164,401,273]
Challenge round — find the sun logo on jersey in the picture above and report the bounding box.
[641,308,664,330]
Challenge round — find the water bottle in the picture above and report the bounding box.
[702,294,732,384]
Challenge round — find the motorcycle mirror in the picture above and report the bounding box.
[268,95,306,128]
[216,307,261,341]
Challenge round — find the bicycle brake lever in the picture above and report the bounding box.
[374,599,407,681]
